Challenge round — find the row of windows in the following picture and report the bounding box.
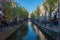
[0,8,2,11]
[0,1,3,7]
[0,0,3,11]
[0,1,2,4]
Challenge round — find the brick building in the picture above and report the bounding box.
[6,0,10,2]
[0,0,6,13]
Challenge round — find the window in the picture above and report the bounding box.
[0,8,2,11]
[1,2,2,4]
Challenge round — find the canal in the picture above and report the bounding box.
[6,22,48,40]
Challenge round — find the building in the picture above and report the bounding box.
[5,0,10,13]
[40,5,45,16]
[58,1,60,19]
[0,0,6,13]
[39,5,45,21]
[0,0,10,13]
[6,0,10,2]
[39,5,49,21]
[0,0,3,11]
[57,1,60,26]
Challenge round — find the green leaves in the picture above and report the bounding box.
[17,6,28,19]
[46,0,58,12]
[37,6,40,17]
[31,6,41,19]
[43,0,58,18]
[43,2,49,12]
[6,2,28,20]
[31,13,35,18]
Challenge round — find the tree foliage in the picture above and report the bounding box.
[43,2,49,12]
[43,0,58,18]
[37,6,40,17]
[17,6,29,19]
[6,2,29,20]
[6,2,14,20]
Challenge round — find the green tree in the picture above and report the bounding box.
[46,0,58,18]
[43,2,49,13]
[6,2,14,20]
[31,13,35,19]
[37,6,40,17]
[17,6,28,19]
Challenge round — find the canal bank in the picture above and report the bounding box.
[31,20,60,40]
[5,21,50,40]
[0,21,27,40]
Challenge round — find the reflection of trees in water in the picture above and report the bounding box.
[16,22,28,40]
[31,23,37,33]
[31,23,40,40]
[6,22,28,40]
[31,24,46,40]
[31,23,34,27]
[31,23,53,40]
[19,22,28,37]
[6,30,17,40]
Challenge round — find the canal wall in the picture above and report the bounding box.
[0,21,27,40]
[0,25,21,40]
[32,21,60,40]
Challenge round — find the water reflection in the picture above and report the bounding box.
[32,23,55,40]
[32,24,47,40]
[24,22,37,40]
[6,22,28,40]
[16,22,28,40]
[6,22,49,40]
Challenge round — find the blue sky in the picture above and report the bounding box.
[15,0,43,14]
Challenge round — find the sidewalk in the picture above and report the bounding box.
[0,20,27,32]
[33,21,60,33]
[0,24,18,32]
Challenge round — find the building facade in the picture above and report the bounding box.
[6,0,10,2]
[39,5,49,21]
[0,0,10,12]
[0,0,6,12]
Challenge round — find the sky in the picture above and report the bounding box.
[15,0,43,14]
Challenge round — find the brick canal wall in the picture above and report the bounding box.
[0,18,27,40]
[0,20,27,40]
[0,25,21,40]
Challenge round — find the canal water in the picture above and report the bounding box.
[6,22,48,40]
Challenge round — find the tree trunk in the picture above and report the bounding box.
[45,11,47,26]
[49,5,52,27]
[49,5,52,20]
